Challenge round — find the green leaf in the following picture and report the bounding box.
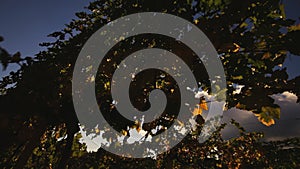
[214,0,222,6]
[255,106,280,126]
[215,88,227,101]
[250,16,257,24]
[262,106,280,119]
[239,22,248,28]
[232,75,243,80]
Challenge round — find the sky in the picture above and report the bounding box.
[221,91,300,141]
[0,0,90,76]
[0,0,299,143]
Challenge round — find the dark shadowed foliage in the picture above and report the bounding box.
[0,0,299,168]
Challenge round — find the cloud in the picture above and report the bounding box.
[221,92,300,141]
[271,91,298,103]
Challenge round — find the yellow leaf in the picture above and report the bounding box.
[85,65,93,73]
[288,24,300,31]
[262,52,271,60]
[200,100,208,110]
[104,81,110,90]
[133,120,142,132]
[60,69,67,74]
[193,97,209,116]
[250,16,257,24]
[95,128,100,134]
[121,129,127,136]
[254,106,280,126]
[255,113,275,126]
[232,43,240,53]
[232,75,243,80]
[176,119,184,127]
[86,75,95,83]
[193,107,202,116]
[239,22,248,28]
[236,102,246,109]
[55,132,60,139]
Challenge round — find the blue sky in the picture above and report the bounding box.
[0,0,89,76]
[0,0,299,141]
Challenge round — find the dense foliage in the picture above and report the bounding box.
[0,0,299,168]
